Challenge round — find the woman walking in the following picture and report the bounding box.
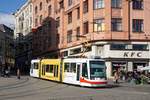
[114,69,119,84]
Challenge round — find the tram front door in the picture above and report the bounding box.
[76,64,80,81]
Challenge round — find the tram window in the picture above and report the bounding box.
[64,63,70,72]
[34,63,38,69]
[42,65,46,75]
[54,65,58,77]
[50,65,53,73]
[46,65,50,72]
[82,63,88,78]
[70,63,76,73]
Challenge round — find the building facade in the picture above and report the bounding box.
[14,0,33,73]
[0,24,15,75]
[14,0,33,38]
[31,0,150,78]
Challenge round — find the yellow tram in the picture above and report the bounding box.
[30,58,107,87]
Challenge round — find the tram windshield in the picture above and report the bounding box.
[89,61,106,80]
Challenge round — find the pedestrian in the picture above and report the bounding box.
[114,69,119,84]
[17,68,20,79]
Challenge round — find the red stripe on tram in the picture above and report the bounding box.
[80,78,107,84]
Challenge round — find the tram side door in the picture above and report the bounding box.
[76,63,81,81]
[42,65,45,76]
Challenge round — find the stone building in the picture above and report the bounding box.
[31,0,150,78]
[0,24,15,75]
[14,0,33,73]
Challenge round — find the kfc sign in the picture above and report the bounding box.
[123,52,142,58]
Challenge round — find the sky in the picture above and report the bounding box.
[0,13,15,29]
[0,0,27,14]
[0,0,27,29]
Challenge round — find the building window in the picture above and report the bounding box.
[56,17,60,28]
[56,34,60,44]
[132,0,143,10]
[48,5,52,15]
[68,0,72,6]
[94,18,105,32]
[46,0,51,3]
[35,18,38,26]
[111,0,122,8]
[59,0,64,9]
[111,18,122,31]
[83,21,89,34]
[35,6,38,14]
[77,7,80,19]
[40,2,42,10]
[83,0,88,13]
[67,30,72,43]
[68,12,72,24]
[132,19,144,32]
[76,27,80,40]
[94,0,104,9]
[30,5,32,12]
[40,15,43,24]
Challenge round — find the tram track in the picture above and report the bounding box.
[0,77,70,100]
[0,77,42,91]
[0,84,68,100]
[0,77,29,90]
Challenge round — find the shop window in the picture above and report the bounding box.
[133,62,147,71]
[112,62,126,76]
[110,44,125,50]
[133,44,148,50]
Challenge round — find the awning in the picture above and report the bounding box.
[138,66,150,71]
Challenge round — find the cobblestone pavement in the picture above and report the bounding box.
[0,76,150,100]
